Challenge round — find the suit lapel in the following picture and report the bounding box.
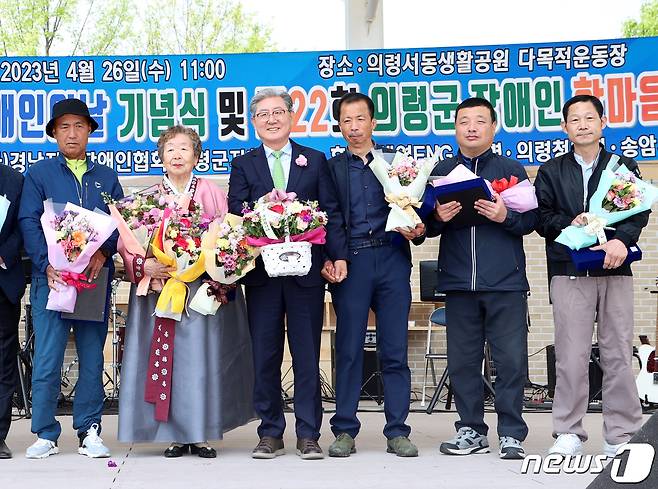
[253,145,274,191]
[286,140,303,192]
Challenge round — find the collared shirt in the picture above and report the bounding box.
[264,141,292,188]
[347,149,389,240]
[574,148,601,209]
[66,158,87,184]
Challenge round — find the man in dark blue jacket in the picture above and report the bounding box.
[0,164,25,459]
[426,97,537,459]
[321,92,425,458]
[18,98,123,459]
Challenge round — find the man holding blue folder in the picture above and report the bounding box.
[426,97,537,460]
[535,94,650,458]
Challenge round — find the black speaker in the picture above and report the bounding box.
[361,348,382,401]
[546,344,603,401]
[419,260,445,302]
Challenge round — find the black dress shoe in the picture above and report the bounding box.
[0,440,12,459]
[164,444,189,458]
[190,444,217,458]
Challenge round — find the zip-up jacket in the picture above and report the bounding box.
[18,153,124,277]
[534,146,650,280]
[425,149,538,293]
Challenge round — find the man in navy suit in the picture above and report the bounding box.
[321,92,425,457]
[228,88,327,460]
[0,164,26,459]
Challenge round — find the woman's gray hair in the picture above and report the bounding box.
[157,125,202,161]
[249,88,293,117]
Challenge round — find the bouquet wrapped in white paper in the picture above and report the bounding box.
[189,214,259,315]
[369,149,437,231]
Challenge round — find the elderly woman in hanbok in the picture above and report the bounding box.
[117,125,255,458]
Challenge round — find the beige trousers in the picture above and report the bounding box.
[550,275,642,444]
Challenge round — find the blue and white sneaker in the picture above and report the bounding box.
[78,424,110,458]
[26,438,59,459]
[440,427,490,455]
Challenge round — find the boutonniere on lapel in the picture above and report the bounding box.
[295,154,308,167]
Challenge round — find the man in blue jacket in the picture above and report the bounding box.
[321,92,425,458]
[426,97,537,459]
[0,164,25,459]
[18,98,123,459]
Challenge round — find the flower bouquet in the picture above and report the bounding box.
[369,149,437,231]
[40,199,117,313]
[189,213,259,315]
[146,199,210,422]
[556,155,658,250]
[104,188,171,294]
[241,189,327,277]
[489,175,538,213]
[150,200,210,321]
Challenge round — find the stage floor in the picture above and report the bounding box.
[2,410,648,489]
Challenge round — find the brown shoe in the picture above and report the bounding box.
[252,436,285,459]
[296,438,324,460]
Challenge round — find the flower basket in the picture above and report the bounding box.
[260,239,312,277]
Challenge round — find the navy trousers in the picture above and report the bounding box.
[245,278,324,440]
[330,244,412,439]
[0,288,20,441]
[445,291,529,441]
[29,276,109,442]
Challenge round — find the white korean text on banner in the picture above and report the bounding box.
[1,36,657,175]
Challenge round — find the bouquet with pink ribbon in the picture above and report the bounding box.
[241,189,327,277]
[41,199,117,313]
[242,189,328,246]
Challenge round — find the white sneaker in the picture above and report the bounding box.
[548,433,583,456]
[603,440,627,458]
[26,438,59,459]
[78,424,110,458]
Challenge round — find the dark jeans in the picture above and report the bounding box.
[330,244,412,440]
[29,276,108,441]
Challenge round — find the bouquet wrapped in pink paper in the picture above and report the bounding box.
[489,176,538,213]
[241,189,327,277]
[40,200,117,313]
[104,189,173,294]
[189,214,259,315]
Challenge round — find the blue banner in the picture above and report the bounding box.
[1,36,657,175]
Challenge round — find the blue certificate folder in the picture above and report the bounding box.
[431,178,494,229]
[569,244,643,271]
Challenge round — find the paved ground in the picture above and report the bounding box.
[2,407,645,489]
